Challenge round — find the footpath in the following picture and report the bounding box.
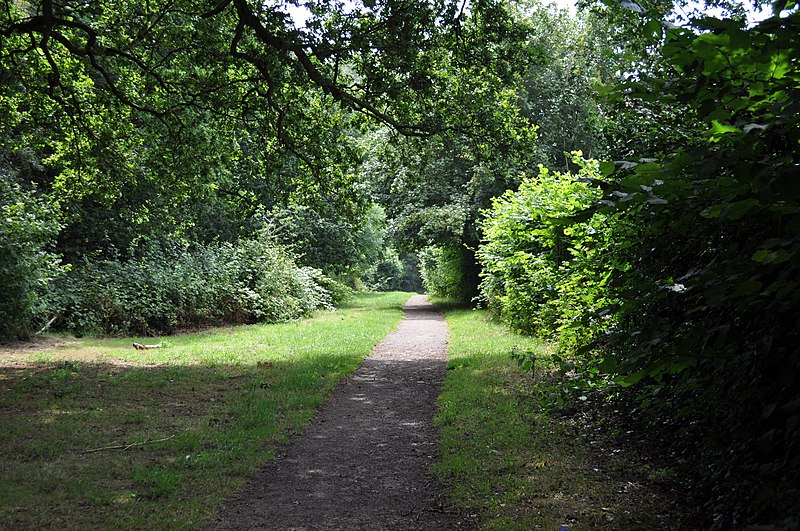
[205,295,467,530]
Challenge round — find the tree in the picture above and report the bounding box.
[1,0,536,253]
[514,2,612,169]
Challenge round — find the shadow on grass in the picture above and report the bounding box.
[0,291,414,529]
[0,353,360,530]
[428,298,474,313]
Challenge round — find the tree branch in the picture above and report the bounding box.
[228,0,433,137]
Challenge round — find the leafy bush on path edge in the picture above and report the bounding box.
[50,235,351,337]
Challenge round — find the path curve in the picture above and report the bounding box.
[204,294,466,530]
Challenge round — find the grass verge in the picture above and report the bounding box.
[433,302,692,530]
[0,291,411,530]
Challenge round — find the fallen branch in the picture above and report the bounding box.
[35,314,60,335]
[133,342,163,350]
[81,434,175,454]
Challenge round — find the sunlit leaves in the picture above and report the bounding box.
[0,180,64,340]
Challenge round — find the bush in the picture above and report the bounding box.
[269,204,386,286]
[478,156,622,352]
[418,244,475,301]
[0,179,62,341]
[364,248,423,292]
[478,10,800,525]
[51,234,341,336]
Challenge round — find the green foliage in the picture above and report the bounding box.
[362,250,423,292]
[515,4,612,169]
[51,235,342,336]
[363,247,403,291]
[598,12,800,523]
[419,244,479,301]
[366,1,622,300]
[269,203,384,282]
[1,0,544,338]
[365,124,535,299]
[478,2,800,525]
[0,179,63,341]
[478,156,624,353]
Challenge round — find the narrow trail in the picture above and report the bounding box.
[204,294,468,530]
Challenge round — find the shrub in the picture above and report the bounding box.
[51,234,340,336]
[478,156,622,351]
[418,244,475,301]
[0,179,63,341]
[478,10,800,524]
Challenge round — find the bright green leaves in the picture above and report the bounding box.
[707,119,741,142]
[772,0,798,13]
[478,155,620,345]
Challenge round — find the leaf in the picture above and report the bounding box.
[762,250,792,264]
[613,370,646,387]
[701,204,724,218]
[643,19,663,40]
[742,123,768,133]
[619,0,646,13]
[598,356,618,372]
[647,196,668,205]
[733,279,762,297]
[779,398,800,414]
[762,402,778,419]
[708,120,742,142]
[752,249,770,263]
[599,161,616,177]
[723,198,759,221]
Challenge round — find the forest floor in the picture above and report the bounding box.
[204,294,469,530]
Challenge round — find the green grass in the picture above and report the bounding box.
[0,292,411,530]
[433,302,684,530]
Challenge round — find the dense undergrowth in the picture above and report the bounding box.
[0,179,63,341]
[1,165,355,339]
[50,236,351,337]
[471,10,800,527]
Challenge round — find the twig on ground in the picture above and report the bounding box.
[81,434,176,454]
[133,342,163,350]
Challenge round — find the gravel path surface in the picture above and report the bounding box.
[204,294,468,530]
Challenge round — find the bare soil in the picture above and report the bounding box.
[203,295,469,530]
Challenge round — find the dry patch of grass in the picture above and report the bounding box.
[0,292,411,530]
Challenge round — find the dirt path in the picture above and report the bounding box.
[204,294,468,530]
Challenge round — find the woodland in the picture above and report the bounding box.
[1,0,798,527]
